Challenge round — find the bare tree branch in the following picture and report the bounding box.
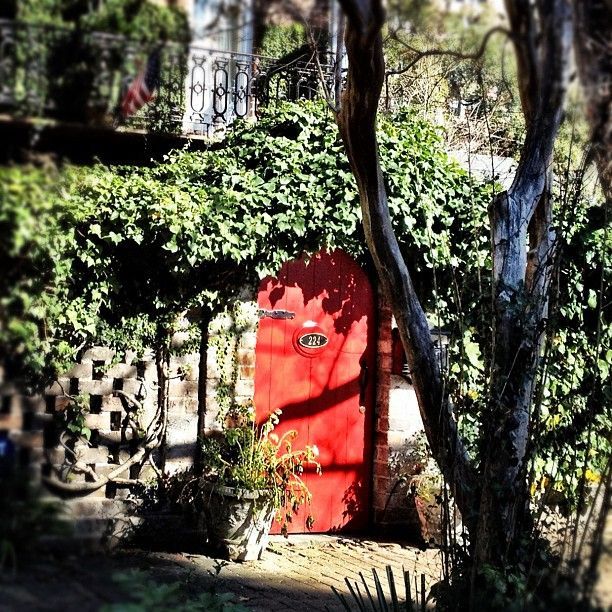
[386,26,513,77]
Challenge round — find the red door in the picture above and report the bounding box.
[254,250,375,533]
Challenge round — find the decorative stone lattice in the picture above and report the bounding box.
[0,301,260,547]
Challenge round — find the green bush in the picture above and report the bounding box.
[258,23,307,57]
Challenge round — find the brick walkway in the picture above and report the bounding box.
[191,535,442,611]
[0,536,442,611]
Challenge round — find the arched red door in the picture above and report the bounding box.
[254,250,375,533]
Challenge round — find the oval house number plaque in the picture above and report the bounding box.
[293,322,329,357]
[298,332,328,349]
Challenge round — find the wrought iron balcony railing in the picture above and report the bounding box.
[0,19,339,138]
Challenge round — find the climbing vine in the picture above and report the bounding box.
[1,101,608,497]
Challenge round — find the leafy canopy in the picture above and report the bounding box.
[1,99,608,495]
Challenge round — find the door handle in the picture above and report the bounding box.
[358,358,368,413]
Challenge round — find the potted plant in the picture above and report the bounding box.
[199,403,321,561]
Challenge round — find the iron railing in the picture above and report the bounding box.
[0,19,339,137]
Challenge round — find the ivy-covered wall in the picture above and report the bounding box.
[1,100,608,544]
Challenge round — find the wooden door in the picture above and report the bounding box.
[254,250,375,533]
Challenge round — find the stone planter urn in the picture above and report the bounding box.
[201,480,275,562]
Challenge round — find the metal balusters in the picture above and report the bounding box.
[0,19,343,136]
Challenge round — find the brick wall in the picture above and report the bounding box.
[0,301,259,547]
[370,293,442,542]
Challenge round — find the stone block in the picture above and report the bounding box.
[124,349,138,365]
[205,379,219,397]
[204,418,223,432]
[172,354,199,381]
[64,362,93,379]
[52,396,73,412]
[168,397,186,416]
[169,397,198,415]
[233,396,252,407]
[79,379,114,396]
[65,500,129,528]
[90,463,122,480]
[169,380,198,397]
[205,354,222,379]
[166,413,198,439]
[173,353,199,366]
[170,331,191,350]
[141,361,157,381]
[209,312,233,334]
[0,412,22,430]
[117,449,133,464]
[139,348,156,361]
[101,396,124,412]
[237,348,255,367]
[233,378,253,397]
[45,447,66,464]
[239,332,258,350]
[105,363,138,379]
[76,446,112,464]
[16,431,44,449]
[97,430,135,445]
[4,394,22,412]
[81,346,115,362]
[22,395,46,413]
[122,379,146,397]
[85,413,111,430]
[31,412,52,429]
[166,444,197,462]
[79,484,109,499]
[164,459,194,475]
[239,365,256,380]
[44,379,70,396]
[183,396,199,414]
[0,382,17,395]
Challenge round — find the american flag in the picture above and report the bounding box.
[120,47,161,118]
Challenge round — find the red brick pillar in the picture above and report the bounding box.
[372,291,392,525]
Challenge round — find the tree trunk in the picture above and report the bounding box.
[475,0,573,565]
[336,0,572,566]
[336,0,480,534]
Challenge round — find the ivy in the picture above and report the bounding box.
[15,0,190,43]
[1,102,489,388]
[258,23,307,57]
[1,100,608,497]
